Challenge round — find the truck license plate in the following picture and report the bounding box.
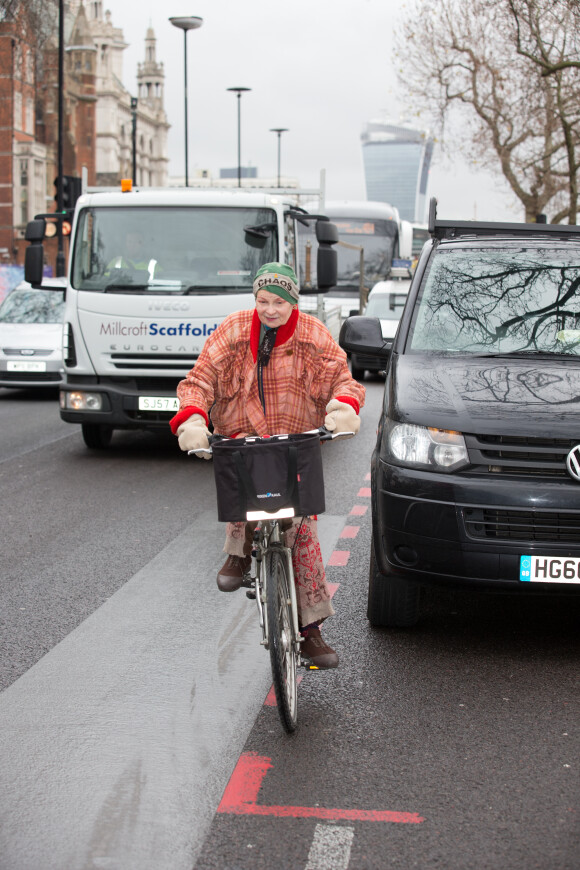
[138,396,179,411]
[7,361,46,372]
[520,555,580,584]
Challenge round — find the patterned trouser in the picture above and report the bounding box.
[223,518,335,628]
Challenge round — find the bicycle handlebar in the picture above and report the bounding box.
[188,426,354,457]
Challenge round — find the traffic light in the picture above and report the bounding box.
[54,175,82,211]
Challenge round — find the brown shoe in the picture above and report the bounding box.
[300,626,339,669]
[216,555,251,592]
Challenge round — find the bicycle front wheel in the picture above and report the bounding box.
[266,547,299,733]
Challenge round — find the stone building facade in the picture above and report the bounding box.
[0,0,168,272]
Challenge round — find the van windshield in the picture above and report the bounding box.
[71,206,278,294]
[365,292,408,320]
[0,287,65,323]
[409,246,580,356]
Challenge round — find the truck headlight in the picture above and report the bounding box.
[386,420,469,472]
[60,391,103,411]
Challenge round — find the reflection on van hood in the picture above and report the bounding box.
[392,353,580,437]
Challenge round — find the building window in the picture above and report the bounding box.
[25,49,34,84]
[13,90,22,130]
[20,159,29,225]
[25,97,34,135]
[14,44,22,78]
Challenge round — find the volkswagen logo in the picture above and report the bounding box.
[566,444,580,482]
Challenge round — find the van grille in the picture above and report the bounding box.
[1,371,61,382]
[2,348,53,356]
[465,434,576,478]
[464,507,580,543]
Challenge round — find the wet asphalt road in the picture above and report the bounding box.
[0,382,578,870]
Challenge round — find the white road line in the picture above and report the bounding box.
[305,824,355,870]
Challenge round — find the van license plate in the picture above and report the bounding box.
[7,361,46,372]
[520,555,580,584]
[138,396,179,411]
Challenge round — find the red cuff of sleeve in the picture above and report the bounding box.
[335,395,360,415]
[169,405,209,435]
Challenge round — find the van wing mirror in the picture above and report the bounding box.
[339,316,391,358]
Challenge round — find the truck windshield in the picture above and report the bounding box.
[409,246,580,355]
[297,217,398,294]
[71,206,278,294]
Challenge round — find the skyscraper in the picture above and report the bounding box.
[361,119,434,223]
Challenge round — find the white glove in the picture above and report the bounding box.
[176,414,211,458]
[324,399,360,437]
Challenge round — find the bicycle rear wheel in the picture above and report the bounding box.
[266,547,299,733]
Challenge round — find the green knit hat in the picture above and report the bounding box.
[253,262,299,305]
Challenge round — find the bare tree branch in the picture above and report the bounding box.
[396,0,580,222]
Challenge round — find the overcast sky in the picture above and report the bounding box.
[102,0,522,222]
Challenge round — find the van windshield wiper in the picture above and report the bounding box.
[469,349,578,358]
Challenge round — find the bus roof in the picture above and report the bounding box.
[304,200,400,221]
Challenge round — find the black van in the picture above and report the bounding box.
[340,199,580,626]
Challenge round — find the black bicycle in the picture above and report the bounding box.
[191,427,351,733]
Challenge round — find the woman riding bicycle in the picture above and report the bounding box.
[170,262,365,669]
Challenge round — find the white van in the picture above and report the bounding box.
[349,275,411,380]
[0,279,66,388]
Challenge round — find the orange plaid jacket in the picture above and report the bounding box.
[170,308,365,437]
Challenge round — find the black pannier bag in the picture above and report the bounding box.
[211,433,325,522]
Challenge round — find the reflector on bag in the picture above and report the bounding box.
[211,433,325,522]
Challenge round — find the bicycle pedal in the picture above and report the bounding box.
[245,589,256,600]
[300,657,319,670]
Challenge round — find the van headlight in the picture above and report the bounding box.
[385,420,469,472]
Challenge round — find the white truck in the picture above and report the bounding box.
[24,186,338,449]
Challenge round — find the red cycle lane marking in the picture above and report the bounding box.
[340,525,359,539]
[217,753,425,824]
[358,487,372,498]
[364,472,371,480]
[327,550,350,566]
[349,504,367,516]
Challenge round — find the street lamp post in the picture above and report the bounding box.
[130,97,138,185]
[269,127,288,187]
[227,87,251,187]
[56,0,65,277]
[169,16,203,187]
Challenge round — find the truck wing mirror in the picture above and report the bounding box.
[339,316,391,358]
[24,218,47,287]
[316,218,338,291]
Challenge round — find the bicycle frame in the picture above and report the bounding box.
[248,519,301,659]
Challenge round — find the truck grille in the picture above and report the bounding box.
[110,353,196,371]
[465,433,576,478]
[464,507,580,543]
